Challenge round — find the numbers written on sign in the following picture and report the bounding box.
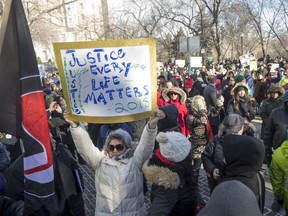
[115,97,150,113]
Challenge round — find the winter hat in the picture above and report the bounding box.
[157,131,191,163]
[184,78,193,88]
[230,82,249,96]
[218,114,244,136]
[103,128,132,153]
[158,105,179,132]
[198,180,262,216]
[234,74,245,83]
[235,86,245,93]
[244,68,251,78]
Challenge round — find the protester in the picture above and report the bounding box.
[222,76,235,111]
[263,90,288,167]
[187,95,213,212]
[96,123,133,150]
[187,96,213,191]
[143,131,196,216]
[259,85,284,139]
[201,114,257,194]
[226,82,255,136]
[183,77,200,99]
[222,120,265,212]
[156,104,180,133]
[162,86,189,136]
[6,134,86,215]
[269,138,288,214]
[198,180,262,216]
[203,75,221,135]
[64,111,161,215]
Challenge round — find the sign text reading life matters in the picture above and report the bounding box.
[61,45,152,117]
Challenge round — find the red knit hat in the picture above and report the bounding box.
[184,78,192,88]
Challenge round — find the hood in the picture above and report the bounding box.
[223,134,265,178]
[267,86,285,97]
[230,82,250,96]
[142,160,180,189]
[190,95,207,113]
[158,104,179,132]
[280,141,288,159]
[162,87,187,104]
[198,180,262,216]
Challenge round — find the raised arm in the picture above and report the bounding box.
[133,110,162,169]
[64,115,104,170]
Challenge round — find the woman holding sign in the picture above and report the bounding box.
[64,112,161,216]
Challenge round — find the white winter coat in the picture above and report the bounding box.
[70,124,157,216]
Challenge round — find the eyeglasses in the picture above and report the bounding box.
[109,144,124,152]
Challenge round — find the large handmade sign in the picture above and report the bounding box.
[53,38,157,123]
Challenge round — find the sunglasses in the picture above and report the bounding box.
[109,144,125,152]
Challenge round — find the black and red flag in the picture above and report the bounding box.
[0,0,54,215]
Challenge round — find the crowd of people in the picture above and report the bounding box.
[0,55,288,216]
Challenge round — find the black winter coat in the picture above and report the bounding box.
[222,134,265,212]
[143,157,196,216]
[226,99,255,121]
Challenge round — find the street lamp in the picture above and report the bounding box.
[240,34,244,55]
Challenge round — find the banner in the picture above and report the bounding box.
[54,38,157,123]
[0,0,54,214]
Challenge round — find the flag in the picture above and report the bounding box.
[0,0,54,215]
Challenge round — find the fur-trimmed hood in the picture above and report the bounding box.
[162,87,187,104]
[190,95,207,113]
[230,82,250,96]
[267,86,285,97]
[142,160,180,189]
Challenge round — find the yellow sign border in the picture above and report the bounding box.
[53,38,157,123]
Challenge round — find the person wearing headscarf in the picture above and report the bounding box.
[198,180,262,216]
[64,111,161,216]
[162,86,189,136]
[143,131,197,216]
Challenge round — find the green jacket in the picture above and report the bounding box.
[270,140,288,208]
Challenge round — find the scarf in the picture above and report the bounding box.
[154,149,176,166]
[113,148,132,161]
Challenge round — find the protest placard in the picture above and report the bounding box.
[240,53,256,67]
[53,38,157,123]
[175,59,185,68]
